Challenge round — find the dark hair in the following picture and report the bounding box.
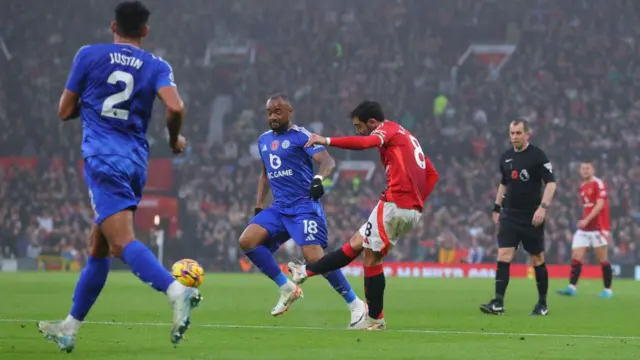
[350,101,385,122]
[510,118,530,132]
[115,1,150,38]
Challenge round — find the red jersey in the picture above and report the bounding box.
[579,177,611,231]
[370,121,437,211]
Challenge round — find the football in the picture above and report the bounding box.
[171,259,205,288]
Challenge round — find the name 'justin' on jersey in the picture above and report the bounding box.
[258,127,324,206]
[67,43,176,167]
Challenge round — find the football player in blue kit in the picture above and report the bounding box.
[37,1,201,352]
[238,94,367,327]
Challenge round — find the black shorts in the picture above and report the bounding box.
[497,210,545,255]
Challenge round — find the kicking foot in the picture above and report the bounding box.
[287,261,309,285]
[169,286,203,346]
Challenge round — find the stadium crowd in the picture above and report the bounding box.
[1,0,640,270]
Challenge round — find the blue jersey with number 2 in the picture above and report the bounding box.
[66,43,175,224]
[250,126,329,250]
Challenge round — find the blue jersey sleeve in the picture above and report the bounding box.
[155,59,176,92]
[297,127,325,157]
[65,46,91,93]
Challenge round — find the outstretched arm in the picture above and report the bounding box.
[305,134,382,150]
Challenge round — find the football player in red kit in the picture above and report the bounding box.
[288,100,439,330]
[557,161,613,298]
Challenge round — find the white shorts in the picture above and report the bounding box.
[572,230,610,249]
[358,201,422,255]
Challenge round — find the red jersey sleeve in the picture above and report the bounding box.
[371,121,399,147]
[595,179,607,200]
[329,135,382,150]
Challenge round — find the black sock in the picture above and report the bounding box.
[494,261,510,303]
[306,243,360,276]
[601,261,613,289]
[570,259,582,286]
[364,264,386,319]
[534,263,549,306]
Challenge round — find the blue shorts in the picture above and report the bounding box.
[249,206,328,253]
[83,155,146,224]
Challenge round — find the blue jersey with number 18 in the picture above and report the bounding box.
[66,43,175,166]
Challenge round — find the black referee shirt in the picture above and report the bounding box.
[499,144,555,213]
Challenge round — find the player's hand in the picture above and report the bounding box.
[170,135,187,154]
[304,134,328,148]
[577,219,589,229]
[532,207,546,227]
[254,207,263,216]
[492,211,500,226]
[309,177,325,200]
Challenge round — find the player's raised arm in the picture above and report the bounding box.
[155,60,185,154]
[255,162,271,214]
[59,46,90,121]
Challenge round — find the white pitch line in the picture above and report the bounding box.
[1,319,638,341]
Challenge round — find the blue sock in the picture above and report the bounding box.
[244,245,288,287]
[70,256,111,321]
[324,270,357,304]
[120,240,175,293]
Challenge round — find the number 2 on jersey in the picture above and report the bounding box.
[409,135,426,169]
[101,70,134,121]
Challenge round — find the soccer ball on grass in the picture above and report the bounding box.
[171,259,204,288]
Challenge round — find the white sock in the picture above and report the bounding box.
[569,284,577,290]
[166,281,186,302]
[280,279,296,292]
[604,288,612,293]
[348,297,364,310]
[63,314,81,334]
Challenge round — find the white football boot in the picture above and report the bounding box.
[287,262,309,284]
[348,298,368,329]
[37,320,77,353]
[167,282,203,346]
[271,280,303,316]
[366,317,387,331]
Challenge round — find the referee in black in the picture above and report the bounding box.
[480,119,556,316]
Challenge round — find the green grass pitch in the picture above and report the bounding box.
[0,272,638,359]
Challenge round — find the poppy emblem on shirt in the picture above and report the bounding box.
[271,141,279,151]
[511,170,518,179]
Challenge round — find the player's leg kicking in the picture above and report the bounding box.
[285,212,367,328]
[289,201,420,330]
[557,230,613,297]
[38,156,201,352]
[239,208,303,316]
